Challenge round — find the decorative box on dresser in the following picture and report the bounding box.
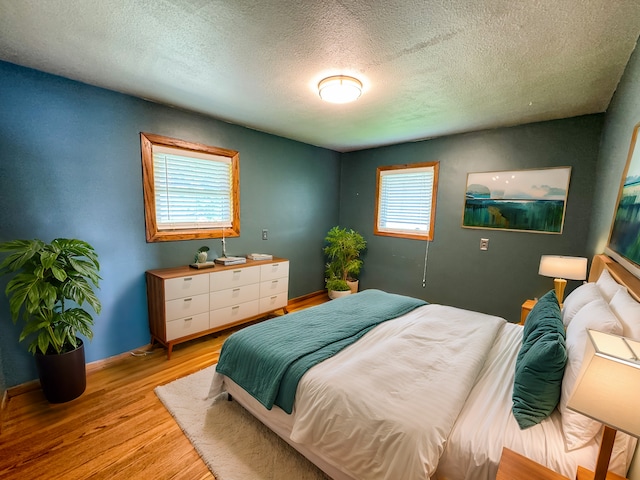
[146,258,289,358]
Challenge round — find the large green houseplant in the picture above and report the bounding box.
[323,226,367,299]
[0,238,101,403]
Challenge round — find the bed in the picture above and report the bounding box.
[208,254,640,480]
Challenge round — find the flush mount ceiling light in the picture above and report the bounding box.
[318,75,362,104]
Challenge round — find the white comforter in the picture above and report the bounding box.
[289,304,505,480]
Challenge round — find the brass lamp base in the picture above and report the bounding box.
[554,277,567,306]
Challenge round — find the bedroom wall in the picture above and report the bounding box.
[587,36,640,258]
[0,61,341,388]
[339,116,604,322]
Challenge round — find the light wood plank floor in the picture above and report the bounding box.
[0,293,327,480]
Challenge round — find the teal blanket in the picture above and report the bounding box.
[215,289,427,413]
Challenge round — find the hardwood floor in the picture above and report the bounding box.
[0,292,327,480]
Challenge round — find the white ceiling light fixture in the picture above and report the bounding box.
[318,75,362,104]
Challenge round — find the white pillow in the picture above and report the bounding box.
[561,282,603,327]
[560,296,622,450]
[596,268,623,302]
[610,430,638,477]
[609,288,640,340]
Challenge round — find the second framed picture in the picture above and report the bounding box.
[462,166,571,234]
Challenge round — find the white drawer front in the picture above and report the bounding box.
[165,293,210,322]
[210,266,260,292]
[210,283,260,309]
[260,261,289,281]
[259,278,288,297]
[164,274,209,301]
[166,312,210,341]
[210,300,260,328]
[259,292,288,313]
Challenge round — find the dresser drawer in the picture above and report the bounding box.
[260,261,289,281]
[210,283,261,309]
[165,293,209,322]
[259,292,288,313]
[210,300,260,328]
[259,277,288,297]
[210,266,260,292]
[164,274,209,301]
[166,312,210,341]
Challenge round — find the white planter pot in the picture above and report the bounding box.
[197,251,208,263]
[328,289,352,300]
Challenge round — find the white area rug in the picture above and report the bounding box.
[155,365,329,480]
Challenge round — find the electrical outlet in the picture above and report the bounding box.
[480,238,489,251]
[262,229,268,240]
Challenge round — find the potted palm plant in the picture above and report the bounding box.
[0,238,101,403]
[323,226,367,299]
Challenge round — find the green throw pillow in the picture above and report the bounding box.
[521,290,562,344]
[512,289,567,429]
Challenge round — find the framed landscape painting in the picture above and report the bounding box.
[606,123,640,278]
[462,166,571,234]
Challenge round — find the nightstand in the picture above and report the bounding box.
[576,466,627,480]
[497,447,569,480]
[520,299,537,325]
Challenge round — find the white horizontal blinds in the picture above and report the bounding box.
[378,166,434,234]
[153,146,233,230]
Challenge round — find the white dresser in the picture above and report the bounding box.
[146,258,289,358]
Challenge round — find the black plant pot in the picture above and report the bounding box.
[34,339,87,403]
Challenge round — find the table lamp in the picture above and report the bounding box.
[538,255,588,305]
[567,330,640,480]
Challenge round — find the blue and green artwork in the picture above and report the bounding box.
[462,167,571,234]
[608,131,640,267]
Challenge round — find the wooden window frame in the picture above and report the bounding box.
[374,161,439,241]
[140,132,240,242]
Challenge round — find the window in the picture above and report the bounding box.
[374,161,439,241]
[141,133,240,242]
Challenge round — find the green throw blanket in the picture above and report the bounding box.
[215,289,427,413]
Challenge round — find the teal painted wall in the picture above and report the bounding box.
[0,61,341,387]
[587,36,640,258]
[339,116,604,322]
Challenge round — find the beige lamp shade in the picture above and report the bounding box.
[567,330,640,437]
[538,255,588,305]
[538,255,588,280]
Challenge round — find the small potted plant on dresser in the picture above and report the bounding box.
[0,238,101,403]
[323,226,367,299]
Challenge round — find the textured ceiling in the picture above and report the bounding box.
[1,1,639,152]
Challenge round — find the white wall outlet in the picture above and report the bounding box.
[480,238,489,251]
[262,229,268,240]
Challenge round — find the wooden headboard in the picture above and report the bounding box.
[589,254,640,302]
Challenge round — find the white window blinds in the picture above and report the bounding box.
[377,164,437,237]
[153,146,233,230]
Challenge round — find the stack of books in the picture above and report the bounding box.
[247,253,273,261]
[214,256,247,266]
